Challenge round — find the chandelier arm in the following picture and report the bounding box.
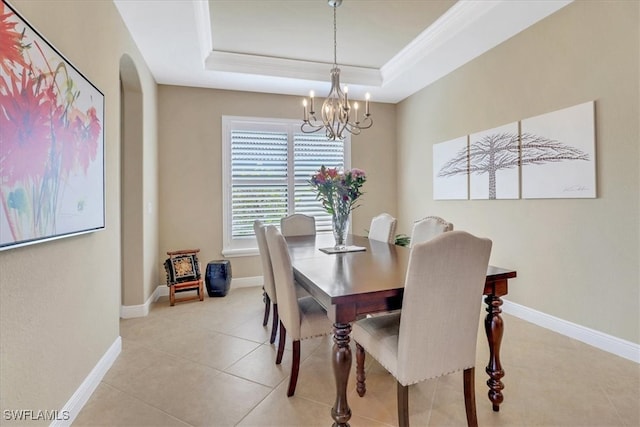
[336,120,347,139]
[344,122,361,136]
[325,124,337,140]
[338,123,358,139]
[341,114,373,136]
[302,115,326,128]
[354,116,373,130]
[301,122,327,134]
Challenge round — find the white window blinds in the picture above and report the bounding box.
[222,116,350,254]
[293,133,345,232]
[231,130,288,237]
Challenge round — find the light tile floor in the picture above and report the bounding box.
[74,286,639,426]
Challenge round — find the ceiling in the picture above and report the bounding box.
[114,0,572,104]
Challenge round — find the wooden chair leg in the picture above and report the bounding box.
[275,320,286,365]
[262,292,271,326]
[463,367,478,427]
[198,280,204,301]
[170,286,175,306]
[270,304,279,344]
[397,381,409,427]
[287,340,301,397]
[356,341,367,397]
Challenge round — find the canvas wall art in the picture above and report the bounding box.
[432,101,596,201]
[433,136,468,200]
[520,101,595,198]
[0,1,105,250]
[469,122,520,200]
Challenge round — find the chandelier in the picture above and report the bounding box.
[300,0,373,141]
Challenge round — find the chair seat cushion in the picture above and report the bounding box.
[352,312,401,379]
[298,296,333,340]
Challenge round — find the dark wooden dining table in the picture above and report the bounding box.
[285,233,517,427]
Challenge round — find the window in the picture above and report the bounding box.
[222,116,350,256]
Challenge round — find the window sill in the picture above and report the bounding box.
[221,247,259,258]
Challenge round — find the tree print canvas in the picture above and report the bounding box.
[468,122,520,200]
[520,101,595,199]
[433,136,468,200]
[0,1,105,250]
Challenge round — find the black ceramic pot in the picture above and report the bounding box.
[205,260,231,297]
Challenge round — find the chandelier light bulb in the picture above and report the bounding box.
[365,93,370,115]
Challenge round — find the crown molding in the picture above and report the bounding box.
[380,0,500,83]
[193,0,212,63]
[117,0,574,103]
[197,0,380,87]
[378,0,574,98]
[205,51,382,86]
[198,0,506,88]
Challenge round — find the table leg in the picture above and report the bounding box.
[355,342,366,397]
[484,294,505,411]
[331,322,352,427]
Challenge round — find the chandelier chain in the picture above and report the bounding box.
[333,5,337,66]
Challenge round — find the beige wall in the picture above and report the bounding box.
[1,0,635,420]
[0,0,158,418]
[397,0,639,343]
[158,86,396,280]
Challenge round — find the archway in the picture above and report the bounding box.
[119,54,144,309]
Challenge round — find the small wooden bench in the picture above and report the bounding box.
[165,249,204,306]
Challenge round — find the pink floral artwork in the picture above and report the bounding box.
[0,1,104,249]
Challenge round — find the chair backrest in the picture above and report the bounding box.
[281,214,316,237]
[368,213,397,243]
[265,225,302,339]
[396,231,492,385]
[410,216,453,247]
[254,220,277,302]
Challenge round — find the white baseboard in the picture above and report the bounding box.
[121,284,639,363]
[120,289,159,318]
[232,275,262,288]
[155,285,169,297]
[120,277,262,318]
[502,299,640,363]
[51,336,122,427]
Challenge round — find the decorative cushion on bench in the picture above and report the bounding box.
[165,254,201,285]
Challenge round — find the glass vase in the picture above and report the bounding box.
[332,200,350,250]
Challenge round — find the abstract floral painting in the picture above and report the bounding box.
[0,1,105,250]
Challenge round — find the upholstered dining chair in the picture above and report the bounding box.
[352,231,492,427]
[254,220,279,345]
[410,216,453,247]
[368,212,397,243]
[281,213,316,237]
[264,225,333,397]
